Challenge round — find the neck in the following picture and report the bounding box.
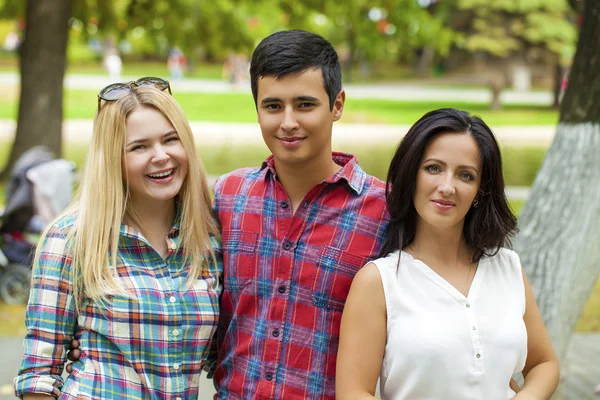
[410,220,470,265]
[274,154,341,211]
[126,197,175,234]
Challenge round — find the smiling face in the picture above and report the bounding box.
[123,107,188,209]
[413,132,482,231]
[256,68,344,169]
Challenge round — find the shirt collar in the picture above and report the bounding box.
[260,152,367,195]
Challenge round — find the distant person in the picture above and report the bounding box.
[14,77,221,399]
[168,47,186,80]
[3,31,20,51]
[336,108,559,399]
[104,48,122,81]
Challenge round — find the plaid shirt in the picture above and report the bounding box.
[14,212,222,399]
[211,153,389,399]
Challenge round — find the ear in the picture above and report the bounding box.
[332,89,345,121]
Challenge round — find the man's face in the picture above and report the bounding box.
[256,68,344,169]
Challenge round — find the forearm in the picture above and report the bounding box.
[517,360,560,400]
[23,394,55,399]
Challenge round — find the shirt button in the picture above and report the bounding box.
[476,354,481,358]
[466,303,470,308]
[272,328,280,337]
[266,372,273,381]
[176,397,182,400]
[472,326,476,330]
[173,329,180,337]
[169,296,177,303]
[173,363,180,370]
[303,201,309,208]
[278,285,286,294]
[280,201,288,209]
[283,241,292,250]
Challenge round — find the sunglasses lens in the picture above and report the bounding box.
[100,84,130,101]
[136,77,169,91]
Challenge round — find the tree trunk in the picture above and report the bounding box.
[415,46,435,79]
[514,0,600,367]
[1,0,73,178]
[552,62,562,109]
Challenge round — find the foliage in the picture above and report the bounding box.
[456,0,577,64]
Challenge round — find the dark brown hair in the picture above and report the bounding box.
[379,108,518,262]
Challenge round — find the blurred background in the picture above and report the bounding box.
[0,0,598,398]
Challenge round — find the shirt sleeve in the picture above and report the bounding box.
[14,222,78,398]
[205,178,224,380]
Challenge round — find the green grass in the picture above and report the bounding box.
[0,89,560,126]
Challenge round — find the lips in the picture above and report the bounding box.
[279,136,306,142]
[278,136,306,149]
[432,199,455,206]
[431,199,455,211]
[147,168,175,179]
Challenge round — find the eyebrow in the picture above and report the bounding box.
[423,158,479,173]
[260,95,320,105]
[126,130,178,146]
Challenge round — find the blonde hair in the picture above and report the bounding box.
[36,86,219,311]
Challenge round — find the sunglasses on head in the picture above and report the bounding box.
[97,77,172,111]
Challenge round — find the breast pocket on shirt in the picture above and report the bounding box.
[312,246,368,312]
[222,229,258,290]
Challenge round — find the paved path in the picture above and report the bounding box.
[0,72,554,105]
[1,334,598,399]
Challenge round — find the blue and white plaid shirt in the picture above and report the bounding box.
[14,212,222,399]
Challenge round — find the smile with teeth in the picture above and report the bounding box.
[147,169,175,179]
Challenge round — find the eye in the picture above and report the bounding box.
[459,172,474,181]
[165,136,179,143]
[298,102,315,108]
[264,103,280,110]
[425,165,441,173]
[129,144,145,151]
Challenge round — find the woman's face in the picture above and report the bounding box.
[413,132,482,231]
[123,107,188,208]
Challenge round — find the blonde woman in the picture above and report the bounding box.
[14,78,221,399]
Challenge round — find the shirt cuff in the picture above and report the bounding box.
[14,374,63,398]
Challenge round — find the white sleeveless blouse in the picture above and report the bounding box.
[372,248,527,400]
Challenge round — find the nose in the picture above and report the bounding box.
[437,173,455,196]
[151,144,170,164]
[280,107,299,132]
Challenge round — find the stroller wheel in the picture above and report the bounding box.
[0,264,31,305]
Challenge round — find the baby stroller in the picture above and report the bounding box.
[0,146,75,304]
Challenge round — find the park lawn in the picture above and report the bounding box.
[0,89,560,126]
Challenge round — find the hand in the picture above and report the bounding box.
[65,339,81,374]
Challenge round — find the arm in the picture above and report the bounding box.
[14,223,77,398]
[514,268,559,400]
[336,263,386,400]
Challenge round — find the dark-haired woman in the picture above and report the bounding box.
[336,108,559,400]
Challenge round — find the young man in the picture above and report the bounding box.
[208,30,389,399]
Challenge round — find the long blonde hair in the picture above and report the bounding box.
[37,87,219,311]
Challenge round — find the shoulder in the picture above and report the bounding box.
[43,211,78,240]
[353,261,385,293]
[485,247,521,265]
[213,166,264,195]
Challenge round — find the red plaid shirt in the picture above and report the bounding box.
[211,153,389,399]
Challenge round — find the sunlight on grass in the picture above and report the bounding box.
[0,89,560,126]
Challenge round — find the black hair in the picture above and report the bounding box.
[379,108,518,262]
[250,30,342,110]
